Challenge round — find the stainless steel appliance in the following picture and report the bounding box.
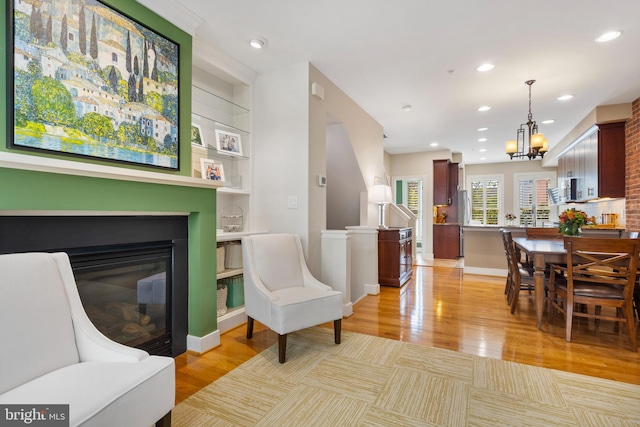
[457,190,470,256]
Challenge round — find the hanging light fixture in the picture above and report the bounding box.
[506,80,548,160]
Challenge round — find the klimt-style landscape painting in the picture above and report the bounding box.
[11,0,180,169]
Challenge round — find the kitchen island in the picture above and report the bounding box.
[462,225,625,276]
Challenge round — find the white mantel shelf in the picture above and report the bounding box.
[0,151,223,190]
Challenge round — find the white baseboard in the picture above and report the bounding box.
[218,306,248,334]
[343,302,353,317]
[187,329,220,354]
[463,266,507,277]
[187,307,248,354]
[364,283,380,295]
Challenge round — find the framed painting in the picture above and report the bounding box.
[200,158,225,182]
[191,123,204,147]
[215,129,243,156]
[8,0,180,170]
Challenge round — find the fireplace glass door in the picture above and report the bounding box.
[71,243,173,354]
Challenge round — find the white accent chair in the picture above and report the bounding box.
[0,252,175,426]
[242,234,343,363]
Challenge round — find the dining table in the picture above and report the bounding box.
[512,237,567,330]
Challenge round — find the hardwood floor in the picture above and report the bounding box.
[175,264,640,404]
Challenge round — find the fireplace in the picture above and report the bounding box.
[0,215,188,356]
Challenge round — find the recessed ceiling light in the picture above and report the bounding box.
[596,31,622,42]
[478,106,491,112]
[402,104,412,111]
[557,94,574,101]
[541,119,555,124]
[476,63,495,72]
[480,157,486,160]
[249,37,267,49]
[479,148,487,153]
[478,138,487,142]
[478,127,488,131]
[430,142,438,147]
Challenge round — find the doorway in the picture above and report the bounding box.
[394,178,423,251]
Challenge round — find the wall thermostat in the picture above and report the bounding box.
[318,175,327,187]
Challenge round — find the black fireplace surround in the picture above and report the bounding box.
[0,216,188,357]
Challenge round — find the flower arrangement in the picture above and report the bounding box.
[505,213,517,221]
[558,208,595,236]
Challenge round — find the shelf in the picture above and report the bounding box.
[217,268,243,280]
[217,306,247,333]
[192,85,249,134]
[218,187,250,195]
[216,230,266,242]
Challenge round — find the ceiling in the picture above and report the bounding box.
[142,0,640,165]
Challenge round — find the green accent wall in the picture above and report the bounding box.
[1,1,219,339]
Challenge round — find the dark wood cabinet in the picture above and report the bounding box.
[557,121,625,202]
[433,224,460,259]
[433,160,451,206]
[378,227,413,287]
[597,122,626,199]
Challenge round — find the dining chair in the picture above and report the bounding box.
[501,229,534,314]
[548,236,640,352]
[621,231,640,320]
[525,227,562,239]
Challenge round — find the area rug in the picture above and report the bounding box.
[173,327,640,426]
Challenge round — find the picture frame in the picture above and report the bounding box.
[8,0,181,170]
[191,124,205,147]
[215,129,243,156]
[200,158,225,182]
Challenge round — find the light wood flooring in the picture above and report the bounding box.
[175,263,640,404]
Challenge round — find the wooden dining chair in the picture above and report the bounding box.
[525,227,562,239]
[548,236,640,352]
[621,231,640,320]
[501,229,534,314]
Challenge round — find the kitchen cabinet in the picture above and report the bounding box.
[433,224,461,259]
[378,227,413,287]
[433,160,451,205]
[557,122,625,202]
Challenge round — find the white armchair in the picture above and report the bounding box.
[0,252,175,427]
[242,234,343,363]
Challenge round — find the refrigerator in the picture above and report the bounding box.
[457,190,470,257]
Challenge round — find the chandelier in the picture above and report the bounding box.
[506,80,548,160]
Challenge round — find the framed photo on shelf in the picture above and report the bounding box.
[200,158,225,182]
[215,129,243,156]
[191,124,205,146]
[8,0,181,170]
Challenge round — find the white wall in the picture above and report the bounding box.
[253,62,385,276]
[326,123,366,230]
[253,62,310,245]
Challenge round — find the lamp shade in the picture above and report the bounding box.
[541,138,549,153]
[369,184,392,203]
[531,133,544,149]
[506,140,517,154]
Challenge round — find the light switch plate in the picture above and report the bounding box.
[287,196,298,209]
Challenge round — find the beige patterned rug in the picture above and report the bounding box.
[173,327,640,426]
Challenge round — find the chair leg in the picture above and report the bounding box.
[565,300,574,342]
[278,334,287,363]
[246,316,254,339]
[624,305,638,352]
[334,319,342,344]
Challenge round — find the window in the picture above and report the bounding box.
[514,172,556,226]
[467,174,503,225]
